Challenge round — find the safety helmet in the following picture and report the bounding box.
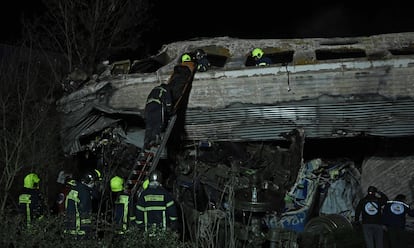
[195,49,206,60]
[142,178,150,190]
[24,173,40,189]
[81,171,96,188]
[94,169,103,181]
[181,53,192,62]
[149,170,162,183]
[252,48,264,59]
[110,176,124,192]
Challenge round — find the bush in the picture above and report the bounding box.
[0,214,191,248]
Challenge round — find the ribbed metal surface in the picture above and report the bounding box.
[361,156,414,202]
[184,99,414,141]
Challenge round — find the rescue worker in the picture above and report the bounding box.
[52,171,73,215]
[143,82,173,150]
[251,47,272,66]
[109,176,135,235]
[92,168,104,214]
[64,170,98,239]
[135,170,178,232]
[143,52,197,151]
[354,185,388,248]
[194,49,211,72]
[169,53,197,107]
[166,53,198,158]
[18,172,46,229]
[382,194,414,248]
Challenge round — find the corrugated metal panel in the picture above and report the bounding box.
[361,156,414,203]
[184,99,414,141]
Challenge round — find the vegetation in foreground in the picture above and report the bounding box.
[0,213,190,248]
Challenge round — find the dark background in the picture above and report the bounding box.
[152,1,414,53]
[2,1,414,55]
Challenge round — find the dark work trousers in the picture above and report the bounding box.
[362,224,384,248]
[144,102,166,149]
[387,226,408,248]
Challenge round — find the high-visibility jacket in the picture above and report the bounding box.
[64,180,93,237]
[135,185,178,231]
[112,192,135,234]
[18,188,45,228]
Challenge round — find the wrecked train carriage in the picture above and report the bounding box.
[57,32,414,157]
[55,32,414,247]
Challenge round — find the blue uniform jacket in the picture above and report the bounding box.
[382,200,414,228]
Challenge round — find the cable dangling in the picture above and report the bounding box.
[285,63,291,92]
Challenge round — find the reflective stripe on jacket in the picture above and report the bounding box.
[18,188,44,229]
[64,181,92,236]
[135,186,178,231]
[113,194,132,234]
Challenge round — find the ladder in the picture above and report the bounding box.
[125,114,178,197]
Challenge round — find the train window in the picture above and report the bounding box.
[245,50,294,67]
[206,53,228,68]
[315,48,366,60]
[129,52,169,73]
[389,47,414,55]
[196,46,229,69]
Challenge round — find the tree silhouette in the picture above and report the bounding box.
[24,0,155,75]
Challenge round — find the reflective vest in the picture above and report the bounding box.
[19,194,32,228]
[18,188,44,228]
[135,186,178,231]
[64,181,92,236]
[113,194,134,234]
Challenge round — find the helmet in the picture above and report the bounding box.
[149,170,162,183]
[181,53,192,62]
[252,48,264,59]
[367,186,377,194]
[110,176,124,192]
[81,171,96,188]
[195,49,206,60]
[94,169,103,181]
[142,178,150,190]
[24,173,40,189]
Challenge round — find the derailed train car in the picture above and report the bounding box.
[56,32,414,246]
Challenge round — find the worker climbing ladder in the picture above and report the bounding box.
[125,114,178,197]
[125,56,197,197]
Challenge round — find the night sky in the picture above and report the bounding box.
[2,1,414,55]
[152,1,414,50]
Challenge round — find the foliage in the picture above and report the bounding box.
[0,43,64,214]
[0,213,191,248]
